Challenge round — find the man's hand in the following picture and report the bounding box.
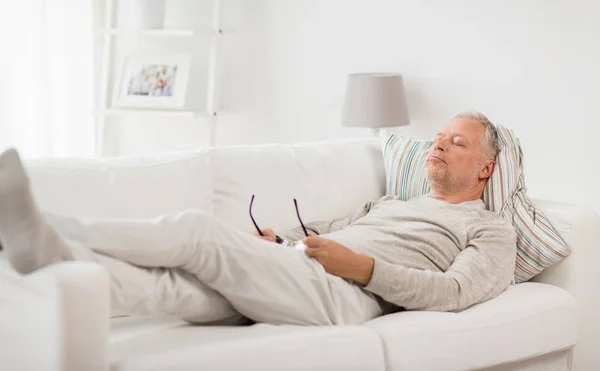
[303,236,374,286]
[251,228,276,242]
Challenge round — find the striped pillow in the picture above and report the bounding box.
[381,128,571,283]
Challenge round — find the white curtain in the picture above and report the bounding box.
[0,0,95,158]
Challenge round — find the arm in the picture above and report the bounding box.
[277,196,393,243]
[363,219,517,312]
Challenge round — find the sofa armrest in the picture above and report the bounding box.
[0,261,110,371]
[531,199,600,370]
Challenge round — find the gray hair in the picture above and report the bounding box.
[452,110,500,160]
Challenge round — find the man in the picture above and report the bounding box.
[0,110,516,326]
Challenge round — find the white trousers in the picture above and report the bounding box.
[45,210,382,326]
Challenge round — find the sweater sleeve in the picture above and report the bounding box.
[277,196,393,243]
[363,219,517,312]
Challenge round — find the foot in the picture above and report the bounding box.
[0,148,72,274]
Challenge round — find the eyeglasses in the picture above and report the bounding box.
[249,195,309,243]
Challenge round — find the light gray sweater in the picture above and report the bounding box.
[280,195,517,312]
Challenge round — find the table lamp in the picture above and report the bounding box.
[341,73,410,136]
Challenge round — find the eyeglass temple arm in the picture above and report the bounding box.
[249,195,264,236]
[293,199,309,237]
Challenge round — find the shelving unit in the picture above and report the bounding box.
[93,0,222,157]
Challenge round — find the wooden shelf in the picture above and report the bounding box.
[96,108,209,119]
[93,28,211,37]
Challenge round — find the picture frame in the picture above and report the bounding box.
[113,54,191,109]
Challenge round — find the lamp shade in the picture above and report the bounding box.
[341,73,410,128]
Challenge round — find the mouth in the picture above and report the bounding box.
[428,155,446,164]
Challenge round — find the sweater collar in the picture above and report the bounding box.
[422,195,486,209]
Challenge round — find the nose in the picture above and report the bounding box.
[434,137,449,152]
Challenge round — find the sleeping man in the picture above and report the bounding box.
[0,110,516,326]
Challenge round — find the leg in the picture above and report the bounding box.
[0,148,380,325]
[44,213,246,325]
[65,209,382,325]
[0,149,241,324]
[60,234,244,325]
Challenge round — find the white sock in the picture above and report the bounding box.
[0,148,72,274]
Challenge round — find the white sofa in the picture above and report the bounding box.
[1,138,599,371]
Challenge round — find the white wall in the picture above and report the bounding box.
[106,0,600,211]
[254,0,600,211]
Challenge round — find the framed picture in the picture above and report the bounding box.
[113,54,191,109]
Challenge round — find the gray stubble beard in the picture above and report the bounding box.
[426,165,476,194]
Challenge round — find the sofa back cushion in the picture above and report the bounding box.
[24,139,385,234]
[25,151,213,219]
[207,139,385,233]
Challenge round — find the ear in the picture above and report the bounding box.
[479,159,495,180]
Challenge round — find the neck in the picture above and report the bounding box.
[428,182,485,204]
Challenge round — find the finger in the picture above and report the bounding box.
[303,236,322,248]
[304,247,319,257]
[259,229,272,236]
[263,228,275,236]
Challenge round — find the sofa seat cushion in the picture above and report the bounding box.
[109,315,385,371]
[364,282,577,371]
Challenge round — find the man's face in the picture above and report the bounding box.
[425,118,488,191]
